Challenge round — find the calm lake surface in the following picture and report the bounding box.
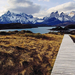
[0,27,56,34]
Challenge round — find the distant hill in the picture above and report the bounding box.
[0,23,51,30]
[65,24,75,29]
[0,23,32,29]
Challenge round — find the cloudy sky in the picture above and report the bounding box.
[0,0,75,18]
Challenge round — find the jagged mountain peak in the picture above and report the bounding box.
[69,11,75,17]
[4,11,33,18]
[0,10,75,25]
[7,10,11,14]
[4,10,12,16]
[51,12,54,14]
[44,11,73,22]
[55,11,59,14]
[71,11,75,13]
[50,11,59,17]
[50,11,59,15]
[60,12,65,16]
[0,10,37,24]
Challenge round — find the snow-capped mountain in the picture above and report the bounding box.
[69,11,75,17]
[43,11,73,22]
[0,11,38,24]
[0,11,75,26]
[42,17,62,25]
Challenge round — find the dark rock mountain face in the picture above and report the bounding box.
[0,11,75,26]
[42,17,62,25]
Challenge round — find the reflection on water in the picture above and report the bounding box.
[0,27,56,34]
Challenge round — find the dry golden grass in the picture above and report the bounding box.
[0,32,63,75]
[70,35,75,38]
[70,35,75,43]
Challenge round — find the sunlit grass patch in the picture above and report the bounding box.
[0,31,64,75]
[70,35,75,43]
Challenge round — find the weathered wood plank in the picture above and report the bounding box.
[51,34,75,75]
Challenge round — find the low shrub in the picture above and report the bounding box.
[24,33,47,39]
[48,32,64,35]
[0,31,10,35]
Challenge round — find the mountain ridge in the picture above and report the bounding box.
[0,11,75,26]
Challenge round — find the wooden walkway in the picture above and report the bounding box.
[51,34,75,75]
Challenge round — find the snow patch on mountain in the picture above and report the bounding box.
[0,11,37,24]
[37,20,44,22]
[0,11,75,25]
[43,11,75,22]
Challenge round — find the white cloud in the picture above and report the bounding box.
[17,3,31,7]
[6,0,41,14]
[0,0,75,19]
[33,2,75,18]
[0,0,9,16]
[47,2,75,13]
[38,0,50,2]
[33,10,48,18]
[0,0,40,15]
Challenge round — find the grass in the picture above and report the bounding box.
[70,35,75,43]
[0,30,64,75]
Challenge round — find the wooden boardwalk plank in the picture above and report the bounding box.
[51,34,75,75]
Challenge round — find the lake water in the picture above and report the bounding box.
[0,27,56,34]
